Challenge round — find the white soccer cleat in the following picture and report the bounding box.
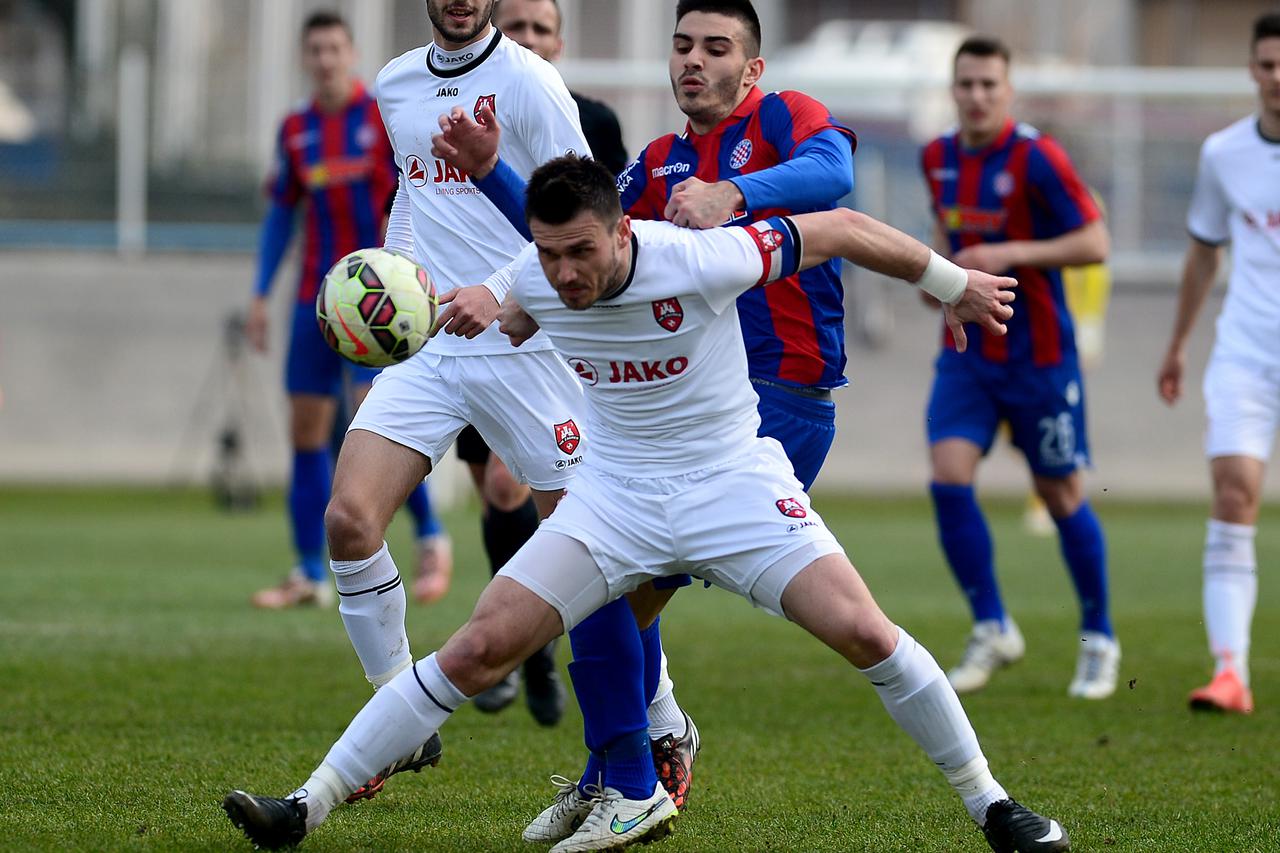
[549,782,677,852]
[948,619,1026,694]
[1067,631,1120,700]
[250,568,335,610]
[523,775,601,844]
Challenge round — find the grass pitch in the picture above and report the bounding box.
[1,487,1275,852]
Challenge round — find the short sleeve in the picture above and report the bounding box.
[1186,140,1231,245]
[687,216,803,313]
[512,59,592,165]
[1025,136,1101,234]
[264,121,303,207]
[762,91,857,159]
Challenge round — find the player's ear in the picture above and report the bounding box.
[743,56,765,88]
[615,215,632,247]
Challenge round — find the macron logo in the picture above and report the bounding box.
[651,163,691,179]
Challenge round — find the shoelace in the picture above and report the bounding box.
[546,775,601,822]
[959,631,1002,669]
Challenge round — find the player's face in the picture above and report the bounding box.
[530,211,632,311]
[1250,37,1280,116]
[302,26,355,95]
[427,0,497,47]
[952,54,1014,144]
[670,12,764,131]
[494,0,562,61]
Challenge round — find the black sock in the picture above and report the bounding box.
[480,495,540,577]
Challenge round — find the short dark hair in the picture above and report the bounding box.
[1254,12,1280,47]
[525,155,623,226]
[675,0,762,58]
[302,10,352,41]
[955,35,1012,68]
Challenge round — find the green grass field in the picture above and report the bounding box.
[2,487,1276,852]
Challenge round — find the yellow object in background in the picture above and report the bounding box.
[1063,189,1112,370]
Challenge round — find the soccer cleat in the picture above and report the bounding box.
[550,782,678,852]
[251,569,335,610]
[948,619,1026,694]
[412,533,453,604]
[222,790,308,850]
[651,712,699,812]
[345,732,443,803]
[1067,632,1120,700]
[982,799,1070,852]
[524,641,566,726]
[473,669,520,713]
[523,775,602,844]
[1189,667,1254,714]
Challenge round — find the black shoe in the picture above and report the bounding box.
[524,640,565,726]
[346,731,444,803]
[983,799,1070,852]
[473,669,520,713]
[222,790,307,850]
[651,711,700,812]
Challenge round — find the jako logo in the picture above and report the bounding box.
[438,51,474,64]
[606,357,688,384]
[435,87,459,97]
[651,163,691,179]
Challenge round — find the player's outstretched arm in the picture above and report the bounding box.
[953,219,1109,274]
[1158,238,1222,405]
[789,208,1016,352]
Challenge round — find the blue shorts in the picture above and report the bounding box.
[285,302,380,396]
[926,350,1090,478]
[653,379,838,591]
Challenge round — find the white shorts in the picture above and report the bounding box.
[349,349,586,491]
[1203,352,1280,461]
[502,438,844,627]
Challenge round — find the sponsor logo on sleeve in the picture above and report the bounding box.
[553,419,581,455]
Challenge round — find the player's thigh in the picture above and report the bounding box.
[347,351,471,468]
[461,351,587,492]
[491,531,611,638]
[1203,354,1280,464]
[774,552,897,669]
[285,303,345,398]
[289,393,339,449]
[754,382,837,491]
[1005,361,1090,478]
[331,428,433,527]
[626,583,679,629]
[926,353,1000,464]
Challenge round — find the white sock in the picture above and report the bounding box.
[860,627,1007,824]
[647,651,687,739]
[290,763,345,832]
[331,542,412,687]
[1203,519,1258,684]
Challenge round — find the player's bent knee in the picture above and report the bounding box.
[324,495,384,558]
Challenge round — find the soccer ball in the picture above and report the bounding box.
[317,248,436,368]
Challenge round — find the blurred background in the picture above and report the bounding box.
[0,0,1275,499]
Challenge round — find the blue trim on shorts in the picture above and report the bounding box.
[285,302,379,396]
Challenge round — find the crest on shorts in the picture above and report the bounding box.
[554,419,581,455]
[474,93,496,122]
[776,497,807,519]
[652,297,683,332]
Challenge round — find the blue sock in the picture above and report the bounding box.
[929,482,1004,623]
[568,597,655,800]
[289,448,332,582]
[403,481,442,538]
[639,617,663,705]
[1053,502,1112,637]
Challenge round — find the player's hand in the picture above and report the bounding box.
[246,297,269,354]
[432,285,500,339]
[498,299,540,347]
[664,178,744,229]
[945,269,1017,353]
[1157,348,1185,406]
[952,242,1017,275]
[431,104,500,180]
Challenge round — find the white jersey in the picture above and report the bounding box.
[1187,115,1280,368]
[510,217,803,477]
[376,29,589,355]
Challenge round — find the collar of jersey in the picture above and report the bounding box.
[308,80,366,116]
[683,85,765,141]
[427,29,502,78]
[599,234,640,303]
[1256,117,1280,145]
[957,118,1016,157]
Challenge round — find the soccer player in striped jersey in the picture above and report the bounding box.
[246,11,448,610]
[920,36,1118,698]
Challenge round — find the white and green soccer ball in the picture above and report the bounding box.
[317,248,437,368]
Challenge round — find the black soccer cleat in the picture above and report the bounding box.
[651,712,700,812]
[222,789,308,850]
[346,731,444,803]
[982,799,1070,852]
[473,669,521,713]
[524,640,566,727]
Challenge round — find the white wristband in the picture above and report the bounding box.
[917,251,967,305]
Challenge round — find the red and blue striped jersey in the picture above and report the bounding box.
[922,120,1100,367]
[617,87,856,389]
[266,82,398,304]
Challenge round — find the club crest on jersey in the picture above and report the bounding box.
[406,154,428,187]
[993,170,1015,198]
[568,357,599,386]
[730,138,753,170]
[554,419,581,455]
[473,94,496,121]
[652,297,683,332]
[776,497,807,519]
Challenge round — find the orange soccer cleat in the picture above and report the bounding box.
[1188,667,1255,714]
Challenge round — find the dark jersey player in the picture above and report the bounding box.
[921,36,1118,699]
[246,11,446,611]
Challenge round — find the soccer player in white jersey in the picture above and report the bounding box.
[321,0,590,795]
[223,157,1072,853]
[1157,12,1280,715]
